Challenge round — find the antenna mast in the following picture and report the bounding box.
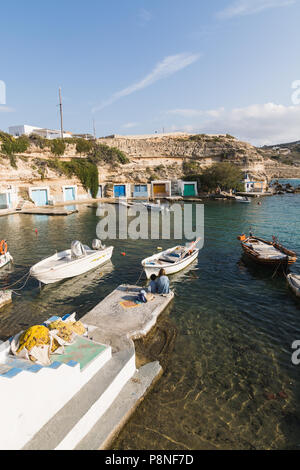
[59,87,64,139]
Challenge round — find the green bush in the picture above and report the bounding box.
[198,163,243,192]
[29,133,51,149]
[89,143,129,165]
[48,158,99,197]
[76,139,94,155]
[50,139,66,156]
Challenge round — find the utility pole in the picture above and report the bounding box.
[59,87,64,139]
[93,118,96,140]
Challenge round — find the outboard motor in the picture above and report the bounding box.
[71,241,86,258]
[92,239,105,251]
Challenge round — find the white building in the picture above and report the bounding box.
[9,125,73,140]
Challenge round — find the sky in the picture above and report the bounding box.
[0,0,300,146]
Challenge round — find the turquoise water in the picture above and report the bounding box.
[0,187,300,449]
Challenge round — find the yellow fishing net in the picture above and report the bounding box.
[48,320,86,340]
[69,321,86,336]
[17,325,50,354]
[48,320,74,342]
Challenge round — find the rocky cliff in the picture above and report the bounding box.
[1,133,300,196]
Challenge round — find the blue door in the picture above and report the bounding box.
[65,187,76,201]
[114,185,126,197]
[133,185,148,198]
[31,189,49,206]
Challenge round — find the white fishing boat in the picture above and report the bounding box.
[142,238,200,279]
[0,240,13,269]
[143,200,170,212]
[0,252,13,269]
[30,240,114,285]
[235,196,251,203]
[287,273,300,298]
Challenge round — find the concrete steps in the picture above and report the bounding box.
[75,361,162,450]
[0,335,112,449]
[23,349,136,450]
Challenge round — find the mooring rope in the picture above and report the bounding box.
[0,270,31,291]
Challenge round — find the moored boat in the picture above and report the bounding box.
[0,240,13,269]
[30,240,114,285]
[235,196,251,203]
[142,238,200,279]
[238,234,297,267]
[287,274,300,297]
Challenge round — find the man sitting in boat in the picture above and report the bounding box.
[147,274,158,294]
[156,269,170,294]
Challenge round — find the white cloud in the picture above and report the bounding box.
[166,107,225,118]
[165,103,300,145]
[92,52,201,113]
[217,0,296,19]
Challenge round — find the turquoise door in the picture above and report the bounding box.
[31,189,49,206]
[184,184,196,196]
[0,194,7,209]
[65,187,76,201]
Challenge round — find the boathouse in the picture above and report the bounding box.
[0,186,17,209]
[132,184,149,198]
[62,185,77,202]
[179,181,198,197]
[151,180,172,198]
[113,184,131,198]
[29,186,50,206]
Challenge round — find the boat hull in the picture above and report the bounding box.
[143,248,199,279]
[287,274,300,298]
[30,247,114,285]
[0,252,13,269]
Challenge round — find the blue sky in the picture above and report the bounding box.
[0,0,300,145]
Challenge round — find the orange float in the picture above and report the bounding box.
[0,240,7,255]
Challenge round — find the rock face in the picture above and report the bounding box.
[98,133,268,182]
[0,133,299,204]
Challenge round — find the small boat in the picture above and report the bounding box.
[30,240,114,285]
[142,238,200,279]
[287,274,300,297]
[143,200,169,212]
[235,196,251,203]
[238,234,297,267]
[0,240,13,269]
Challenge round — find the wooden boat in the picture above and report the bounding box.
[30,240,114,285]
[142,238,200,279]
[238,234,297,266]
[287,274,300,297]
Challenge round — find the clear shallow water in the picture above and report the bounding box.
[0,188,300,450]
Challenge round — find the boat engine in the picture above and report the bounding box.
[71,241,86,258]
[92,239,105,251]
